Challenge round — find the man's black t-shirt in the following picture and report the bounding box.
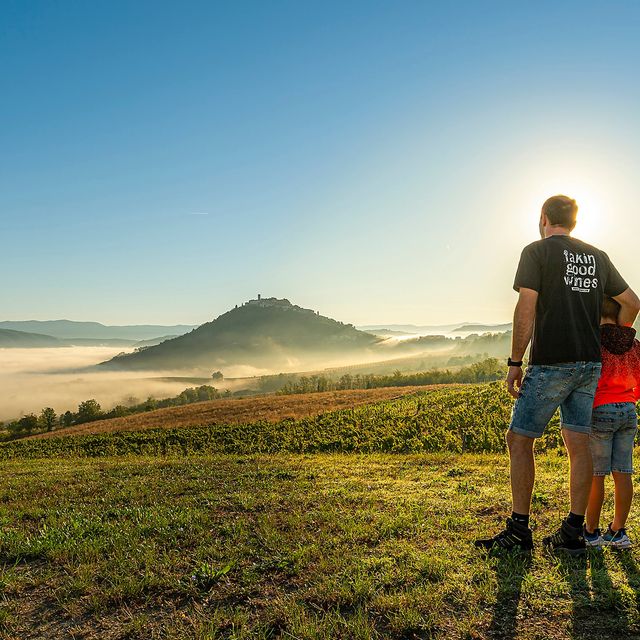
[514,236,628,365]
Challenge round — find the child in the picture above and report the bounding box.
[584,296,640,548]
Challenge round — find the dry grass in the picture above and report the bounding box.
[29,385,454,440]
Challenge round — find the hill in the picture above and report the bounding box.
[0,319,195,341]
[358,322,461,334]
[27,386,429,440]
[132,334,178,348]
[385,330,512,359]
[99,297,380,372]
[0,328,61,347]
[452,322,512,333]
[364,328,416,336]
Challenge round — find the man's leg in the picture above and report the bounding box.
[541,427,593,555]
[473,429,535,552]
[542,361,601,556]
[507,430,536,515]
[474,364,548,552]
[562,428,593,516]
[585,476,605,533]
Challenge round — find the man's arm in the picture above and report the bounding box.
[507,287,538,399]
[613,287,640,327]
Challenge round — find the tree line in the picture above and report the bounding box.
[1,385,225,438]
[1,360,505,439]
[276,358,505,395]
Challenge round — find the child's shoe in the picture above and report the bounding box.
[584,526,604,548]
[602,524,632,549]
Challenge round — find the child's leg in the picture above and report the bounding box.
[612,472,633,531]
[586,475,606,532]
[587,404,615,532]
[610,403,637,532]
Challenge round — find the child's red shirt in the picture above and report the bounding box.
[594,324,640,408]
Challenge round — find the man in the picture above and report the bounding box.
[475,195,640,555]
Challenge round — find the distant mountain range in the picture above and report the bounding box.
[100,297,380,371]
[366,328,417,337]
[0,320,195,341]
[132,335,179,348]
[358,322,512,335]
[358,323,462,334]
[0,328,181,349]
[0,328,62,348]
[451,323,512,333]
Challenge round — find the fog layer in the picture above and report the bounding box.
[0,347,215,421]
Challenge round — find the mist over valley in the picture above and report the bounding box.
[0,297,512,423]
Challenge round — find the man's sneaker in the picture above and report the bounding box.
[474,518,534,553]
[602,525,632,549]
[583,526,604,548]
[542,520,586,556]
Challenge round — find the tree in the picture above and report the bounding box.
[197,385,219,401]
[6,421,21,436]
[77,399,102,423]
[211,371,224,382]
[9,414,39,435]
[60,411,75,427]
[40,407,57,432]
[105,405,129,419]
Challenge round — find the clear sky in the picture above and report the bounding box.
[2,1,640,326]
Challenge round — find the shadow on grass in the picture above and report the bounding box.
[558,551,633,640]
[610,549,640,633]
[557,553,591,639]
[486,552,532,639]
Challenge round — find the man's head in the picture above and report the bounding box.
[539,195,578,238]
[601,295,621,325]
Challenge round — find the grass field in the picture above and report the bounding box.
[1,384,638,639]
[1,453,640,639]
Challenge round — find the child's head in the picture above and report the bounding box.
[602,296,622,325]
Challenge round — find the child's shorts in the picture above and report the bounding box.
[590,402,638,476]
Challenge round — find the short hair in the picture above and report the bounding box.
[602,296,621,322]
[542,195,578,230]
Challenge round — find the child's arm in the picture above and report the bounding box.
[633,340,640,401]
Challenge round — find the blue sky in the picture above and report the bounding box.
[2,1,640,325]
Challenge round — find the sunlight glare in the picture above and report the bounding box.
[524,182,607,245]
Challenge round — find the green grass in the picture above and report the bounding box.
[1,452,640,639]
[1,383,638,638]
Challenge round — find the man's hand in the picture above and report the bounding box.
[506,366,523,399]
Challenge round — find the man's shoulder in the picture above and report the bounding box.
[521,239,546,254]
[542,236,612,263]
[565,236,607,257]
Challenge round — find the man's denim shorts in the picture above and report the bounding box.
[590,402,638,476]
[509,362,602,439]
